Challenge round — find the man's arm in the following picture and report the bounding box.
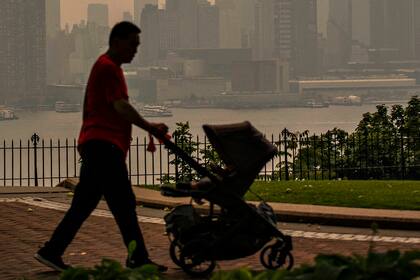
[113,99,168,136]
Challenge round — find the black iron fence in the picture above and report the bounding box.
[1,130,419,187]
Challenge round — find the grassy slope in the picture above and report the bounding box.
[245,180,420,210]
[138,180,420,210]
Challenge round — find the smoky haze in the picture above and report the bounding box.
[0,0,419,112]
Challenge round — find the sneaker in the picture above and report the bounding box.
[34,247,71,272]
[126,258,168,272]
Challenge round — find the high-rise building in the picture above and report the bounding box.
[317,0,329,38]
[0,0,46,105]
[370,0,416,61]
[87,3,109,27]
[68,22,109,84]
[46,0,61,84]
[198,1,219,48]
[139,4,160,65]
[166,0,199,49]
[134,0,158,26]
[326,0,352,68]
[238,0,256,34]
[46,0,60,38]
[273,0,318,77]
[352,0,370,47]
[215,0,241,48]
[159,7,178,51]
[415,1,420,59]
[254,0,274,60]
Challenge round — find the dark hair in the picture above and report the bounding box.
[109,21,141,46]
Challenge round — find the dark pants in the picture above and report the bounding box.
[45,140,149,262]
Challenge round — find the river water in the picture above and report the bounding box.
[0,104,405,186]
[0,105,382,141]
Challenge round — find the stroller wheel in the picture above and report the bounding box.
[169,239,183,267]
[260,244,294,270]
[179,240,216,277]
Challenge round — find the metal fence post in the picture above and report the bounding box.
[282,129,289,181]
[31,133,40,187]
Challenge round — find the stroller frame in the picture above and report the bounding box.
[158,122,294,277]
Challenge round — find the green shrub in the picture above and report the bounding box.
[59,260,162,280]
[60,241,163,280]
[211,250,420,280]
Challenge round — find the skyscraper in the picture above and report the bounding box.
[317,0,329,38]
[352,0,370,47]
[370,0,416,61]
[46,0,61,84]
[273,0,318,77]
[215,0,241,48]
[0,0,46,105]
[87,3,109,27]
[166,0,199,49]
[326,0,352,68]
[46,0,60,38]
[254,0,274,59]
[139,4,160,65]
[134,0,158,26]
[198,1,219,48]
[415,1,420,59]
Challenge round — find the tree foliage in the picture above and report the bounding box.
[292,96,420,180]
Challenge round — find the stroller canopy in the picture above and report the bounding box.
[203,121,278,197]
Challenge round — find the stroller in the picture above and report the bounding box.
[158,121,294,277]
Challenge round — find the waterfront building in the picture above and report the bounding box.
[0,0,46,106]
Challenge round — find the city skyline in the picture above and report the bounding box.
[61,0,215,28]
[61,0,164,28]
[2,0,420,107]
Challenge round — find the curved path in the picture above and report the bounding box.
[0,193,419,280]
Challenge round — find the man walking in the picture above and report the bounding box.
[35,21,168,272]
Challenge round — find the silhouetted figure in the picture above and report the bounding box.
[35,21,168,272]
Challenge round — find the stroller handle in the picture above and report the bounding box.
[151,132,221,184]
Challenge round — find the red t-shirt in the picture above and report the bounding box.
[78,54,131,157]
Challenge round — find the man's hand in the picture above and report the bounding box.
[148,122,169,138]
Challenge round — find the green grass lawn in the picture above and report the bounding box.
[245,180,420,210]
[141,180,420,210]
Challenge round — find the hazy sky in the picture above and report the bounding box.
[61,0,165,28]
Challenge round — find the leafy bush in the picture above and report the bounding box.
[211,250,420,280]
[59,259,162,280]
[160,121,222,183]
[60,240,163,280]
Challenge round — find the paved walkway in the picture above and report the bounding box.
[0,186,419,280]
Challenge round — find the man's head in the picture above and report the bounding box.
[108,21,141,64]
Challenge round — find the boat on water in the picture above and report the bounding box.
[55,101,81,113]
[329,95,362,106]
[0,109,18,121]
[301,100,329,108]
[139,105,173,117]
